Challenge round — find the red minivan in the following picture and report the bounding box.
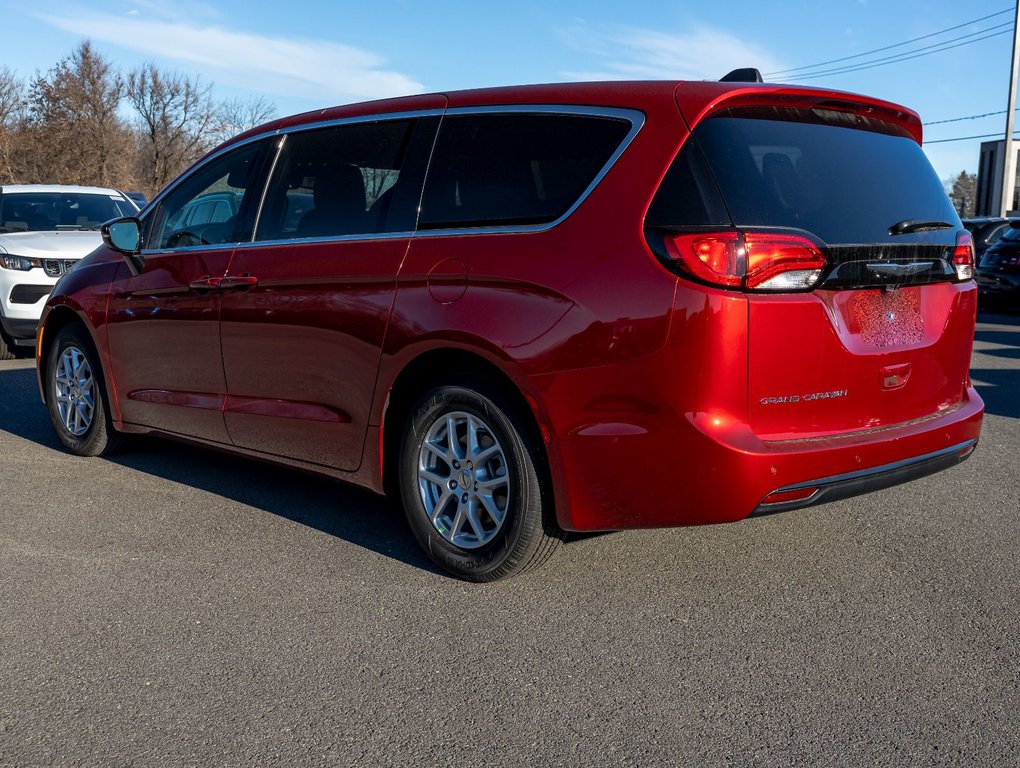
[37,75,984,580]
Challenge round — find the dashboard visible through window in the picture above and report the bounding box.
[146,140,265,250]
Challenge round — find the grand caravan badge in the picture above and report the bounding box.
[759,389,849,406]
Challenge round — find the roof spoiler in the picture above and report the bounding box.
[720,68,764,83]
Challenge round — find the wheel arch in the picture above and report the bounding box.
[37,304,120,423]
[379,346,563,522]
[38,304,83,361]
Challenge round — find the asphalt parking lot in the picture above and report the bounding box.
[1,312,1018,767]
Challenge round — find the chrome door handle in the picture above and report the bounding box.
[188,276,222,290]
[218,275,259,290]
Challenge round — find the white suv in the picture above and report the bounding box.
[0,185,137,358]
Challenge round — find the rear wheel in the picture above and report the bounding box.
[45,324,127,456]
[399,380,561,581]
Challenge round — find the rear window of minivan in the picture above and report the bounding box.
[418,112,632,230]
[648,106,959,245]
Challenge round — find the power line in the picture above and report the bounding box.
[766,7,1012,76]
[925,132,1020,144]
[784,28,1012,81]
[924,109,1009,126]
[782,22,1011,79]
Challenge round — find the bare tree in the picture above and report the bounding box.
[25,41,133,187]
[5,42,278,193]
[0,67,25,182]
[127,62,216,195]
[211,95,276,145]
[0,67,23,124]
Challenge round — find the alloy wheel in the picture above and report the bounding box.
[417,410,511,549]
[53,345,95,437]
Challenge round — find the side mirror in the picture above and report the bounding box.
[101,217,144,275]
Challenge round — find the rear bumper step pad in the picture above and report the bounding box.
[751,439,977,517]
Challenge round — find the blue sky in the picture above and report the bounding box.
[3,0,1015,182]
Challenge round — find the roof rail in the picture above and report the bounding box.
[720,68,764,83]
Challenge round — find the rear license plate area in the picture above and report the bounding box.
[846,289,922,348]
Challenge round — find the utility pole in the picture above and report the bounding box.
[1001,0,1020,217]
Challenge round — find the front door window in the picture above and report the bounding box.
[145,140,265,251]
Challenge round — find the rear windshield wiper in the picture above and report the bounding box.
[888,219,955,235]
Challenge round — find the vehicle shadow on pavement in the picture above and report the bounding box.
[0,363,442,576]
[972,310,1020,420]
[108,438,446,576]
[0,365,64,448]
[970,368,1020,420]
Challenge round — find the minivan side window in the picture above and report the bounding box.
[254,119,417,242]
[418,112,632,230]
[145,140,266,250]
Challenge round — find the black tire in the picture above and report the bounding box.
[12,341,35,359]
[0,330,14,360]
[399,379,562,581]
[45,323,128,456]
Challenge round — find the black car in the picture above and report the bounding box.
[975,221,1020,309]
[963,217,1011,259]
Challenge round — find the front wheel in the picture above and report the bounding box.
[399,381,561,581]
[45,324,127,456]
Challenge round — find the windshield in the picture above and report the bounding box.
[0,192,135,233]
[998,225,1020,243]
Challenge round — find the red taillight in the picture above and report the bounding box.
[663,230,825,291]
[744,233,826,290]
[953,230,974,280]
[664,231,743,287]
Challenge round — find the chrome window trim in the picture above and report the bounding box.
[137,103,645,254]
[250,135,287,243]
[227,231,415,250]
[140,231,417,257]
[275,109,444,136]
[141,241,245,257]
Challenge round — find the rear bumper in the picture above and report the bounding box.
[543,379,984,531]
[518,282,984,533]
[751,439,977,516]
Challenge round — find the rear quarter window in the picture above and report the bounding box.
[418,112,632,230]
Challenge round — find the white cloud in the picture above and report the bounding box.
[119,0,223,24]
[562,24,787,83]
[37,12,424,103]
